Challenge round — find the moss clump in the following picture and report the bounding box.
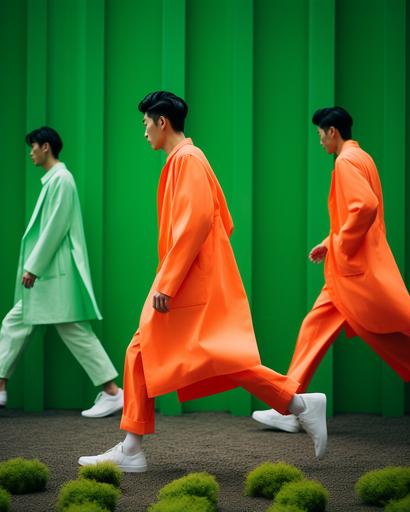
[158,472,219,505]
[385,495,410,512]
[148,495,216,512]
[244,462,304,499]
[355,467,410,506]
[78,462,122,488]
[64,503,110,512]
[275,479,329,512]
[0,487,11,512]
[56,479,121,512]
[0,457,49,494]
[267,504,305,512]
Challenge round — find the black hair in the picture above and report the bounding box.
[25,126,63,158]
[312,107,353,140]
[138,91,188,132]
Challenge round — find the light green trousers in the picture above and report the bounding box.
[0,300,118,386]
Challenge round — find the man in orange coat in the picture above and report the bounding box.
[79,91,329,471]
[253,107,410,433]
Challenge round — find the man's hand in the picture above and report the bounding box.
[153,292,170,313]
[309,244,328,264]
[22,271,37,288]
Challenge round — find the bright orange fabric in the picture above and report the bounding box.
[134,138,289,400]
[288,286,410,391]
[121,334,299,435]
[324,140,410,336]
[121,334,155,435]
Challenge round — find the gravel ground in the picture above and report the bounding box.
[0,409,409,511]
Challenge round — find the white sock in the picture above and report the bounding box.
[288,394,306,416]
[122,432,142,455]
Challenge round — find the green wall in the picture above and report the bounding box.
[0,0,408,416]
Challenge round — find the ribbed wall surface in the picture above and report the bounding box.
[0,0,408,415]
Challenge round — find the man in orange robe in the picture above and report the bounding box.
[253,107,410,433]
[79,92,328,471]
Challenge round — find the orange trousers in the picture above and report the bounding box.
[120,334,299,435]
[288,286,410,392]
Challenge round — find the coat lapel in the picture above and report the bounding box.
[22,184,49,238]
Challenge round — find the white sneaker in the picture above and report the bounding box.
[0,390,6,407]
[297,393,327,459]
[252,409,301,433]
[81,388,124,418]
[78,442,147,473]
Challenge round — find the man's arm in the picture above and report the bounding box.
[334,157,378,257]
[155,155,214,307]
[24,176,74,279]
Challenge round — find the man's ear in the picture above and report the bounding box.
[41,142,50,153]
[159,116,167,130]
[328,126,336,138]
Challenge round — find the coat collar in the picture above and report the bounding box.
[339,140,360,155]
[41,162,66,185]
[166,138,193,163]
[23,163,66,239]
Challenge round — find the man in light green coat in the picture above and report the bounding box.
[0,127,123,417]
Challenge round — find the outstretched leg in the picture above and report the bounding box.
[252,287,344,432]
[78,332,152,472]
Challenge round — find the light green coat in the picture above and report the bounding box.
[14,162,102,324]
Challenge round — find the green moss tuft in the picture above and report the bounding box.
[0,457,49,494]
[148,495,216,512]
[64,502,110,512]
[56,479,121,512]
[384,494,410,512]
[355,467,410,506]
[275,479,329,512]
[0,487,11,512]
[244,462,304,499]
[158,472,219,504]
[78,462,122,488]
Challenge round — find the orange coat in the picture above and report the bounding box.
[138,139,261,398]
[324,140,410,335]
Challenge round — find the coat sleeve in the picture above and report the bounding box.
[156,155,214,297]
[334,157,378,257]
[24,176,74,277]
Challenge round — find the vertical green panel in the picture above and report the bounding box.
[103,0,163,408]
[158,0,186,415]
[227,0,253,415]
[253,0,308,409]
[79,0,106,407]
[381,0,406,416]
[44,0,90,407]
[0,0,27,408]
[334,340,382,413]
[334,0,406,415]
[184,0,253,414]
[305,0,335,413]
[405,0,410,415]
[162,0,185,96]
[184,0,234,413]
[334,0,384,414]
[23,0,48,412]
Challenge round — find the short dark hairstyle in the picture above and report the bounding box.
[138,91,188,132]
[312,107,353,140]
[25,126,63,158]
